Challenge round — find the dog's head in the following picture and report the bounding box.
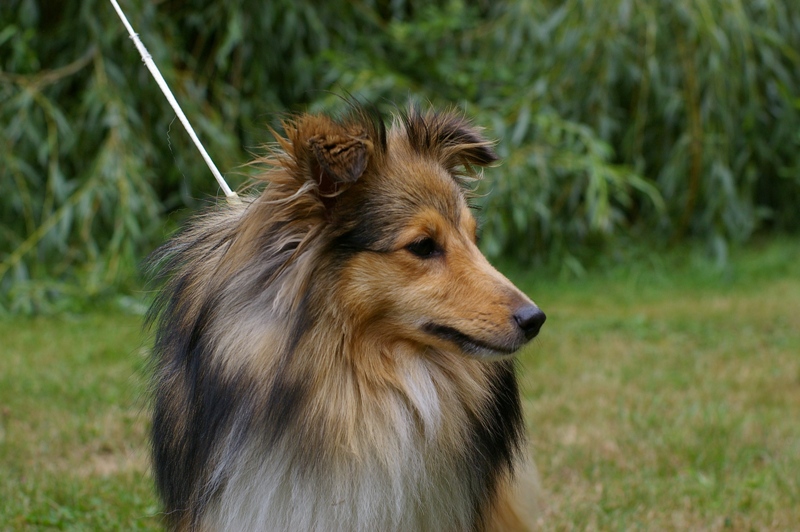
[253,105,545,360]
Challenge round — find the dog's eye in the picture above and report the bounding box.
[406,237,440,258]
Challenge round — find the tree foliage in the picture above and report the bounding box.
[1,0,799,312]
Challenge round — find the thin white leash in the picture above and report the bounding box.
[108,0,240,204]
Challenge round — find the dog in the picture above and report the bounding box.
[147,104,546,531]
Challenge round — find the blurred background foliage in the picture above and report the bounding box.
[1,0,799,313]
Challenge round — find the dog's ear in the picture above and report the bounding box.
[279,115,372,196]
[307,132,369,197]
[403,109,499,174]
[434,114,498,170]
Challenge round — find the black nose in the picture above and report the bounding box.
[514,305,546,340]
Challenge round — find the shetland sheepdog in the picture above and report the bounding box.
[147,104,546,531]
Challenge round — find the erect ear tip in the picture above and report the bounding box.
[444,118,499,167]
[469,141,500,167]
[307,132,370,198]
[402,108,500,170]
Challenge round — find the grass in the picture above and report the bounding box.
[1,237,799,530]
[0,313,158,530]
[515,238,800,530]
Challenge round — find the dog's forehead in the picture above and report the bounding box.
[333,153,468,253]
[376,131,466,222]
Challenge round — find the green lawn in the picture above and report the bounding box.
[0,313,158,530]
[515,239,800,530]
[2,238,799,530]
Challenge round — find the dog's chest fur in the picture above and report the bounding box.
[202,355,517,532]
[206,440,473,531]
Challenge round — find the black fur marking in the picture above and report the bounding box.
[259,295,313,446]
[260,374,309,446]
[150,289,253,526]
[146,222,316,527]
[466,361,524,530]
[332,184,459,257]
[331,195,399,255]
[150,282,314,528]
[423,323,518,355]
[333,220,392,255]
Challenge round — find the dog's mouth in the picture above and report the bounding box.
[422,323,522,359]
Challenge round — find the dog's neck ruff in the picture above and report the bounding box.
[201,345,519,532]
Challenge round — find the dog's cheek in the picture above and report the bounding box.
[333,253,436,322]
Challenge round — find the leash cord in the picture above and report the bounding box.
[108,0,240,203]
